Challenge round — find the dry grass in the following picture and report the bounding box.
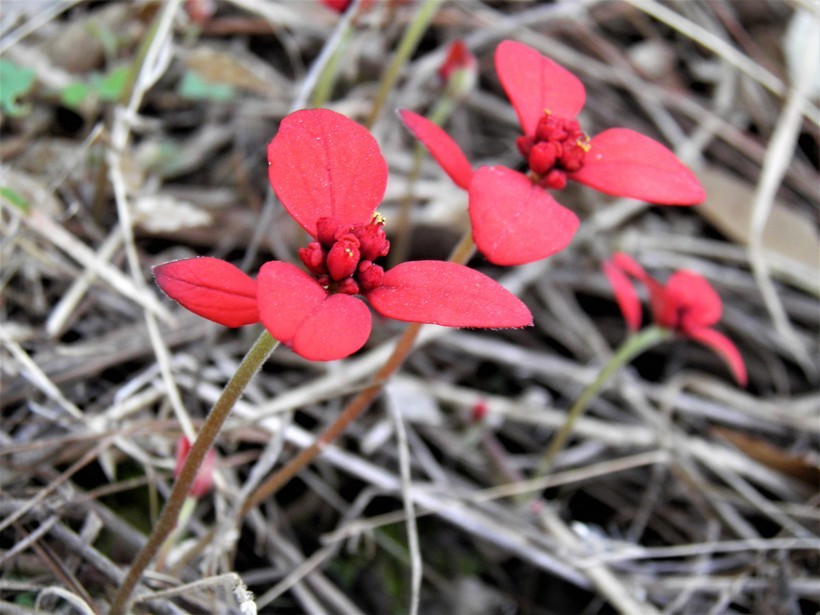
[1,1,818,613]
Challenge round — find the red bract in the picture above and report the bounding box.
[154,109,532,362]
[603,253,747,386]
[400,40,706,266]
[175,436,215,498]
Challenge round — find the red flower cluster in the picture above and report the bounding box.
[603,253,747,386]
[400,40,705,266]
[154,109,532,362]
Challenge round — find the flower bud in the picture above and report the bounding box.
[326,235,361,281]
[299,242,327,276]
[316,217,342,247]
[358,260,384,290]
[175,436,215,498]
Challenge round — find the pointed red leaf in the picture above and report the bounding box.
[366,261,532,328]
[687,327,748,387]
[468,166,578,266]
[257,261,370,361]
[267,109,387,237]
[153,257,258,327]
[611,252,650,283]
[571,129,706,205]
[495,40,586,137]
[603,259,642,331]
[399,109,474,190]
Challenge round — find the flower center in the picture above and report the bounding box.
[298,214,390,295]
[516,111,590,190]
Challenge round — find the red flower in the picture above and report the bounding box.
[603,253,747,386]
[399,40,705,266]
[154,109,532,361]
[175,436,216,498]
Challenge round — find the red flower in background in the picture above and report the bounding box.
[603,253,747,386]
[175,436,216,498]
[400,40,705,266]
[154,109,532,362]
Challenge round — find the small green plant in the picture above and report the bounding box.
[0,59,36,117]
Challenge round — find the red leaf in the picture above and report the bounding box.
[366,261,533,328]
[687,327,748,387]
[292,294,371,361]
[257,261,370,361]
[603,259,642,331]
[267,109,387,237]
[153,257,258,327]
[611,252,650,282]
[399,109,474,190]
[571,129,706,205]
[468,166,578,265]
[495,40,586,137]
[664,270,722,331]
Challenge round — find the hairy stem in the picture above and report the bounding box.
[534,326,672,478]
[110,331,279,615]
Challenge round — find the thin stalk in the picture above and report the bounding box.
[110,331,279,615]
[240,232,476,516]
[365,0,443,128]
[534,326,672,478]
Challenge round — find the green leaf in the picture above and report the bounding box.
[0,186,31,214]
[178,70,235,102]
[0,59,36,117]
[60,82,91,109]
[94,65,130,101]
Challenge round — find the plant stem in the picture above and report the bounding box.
[534,326,671,478]
[240,232,476,517]
[365,0,443,128]
[110,331,279,615]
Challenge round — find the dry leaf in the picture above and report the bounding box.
[698,167,819,272]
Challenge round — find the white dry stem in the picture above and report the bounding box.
[0,203,172,322]
[105,0,195,441]
[46,224,124,338]
[625,0,803,108]
[538,505,660,615]
[746,12,819,376]
[386,383,422,615]
[34,586,97,615]
[133,572,258,614]
[0,325,84,420]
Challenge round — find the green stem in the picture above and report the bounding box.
[534,326,672,478]
[240,231,476,517]
[110,331,279,615]
[310,27,352,108]
[365,0,443,129]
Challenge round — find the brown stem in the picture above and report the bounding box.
[239,231,476,517]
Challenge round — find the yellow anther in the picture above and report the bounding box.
[372,212,385,224]
[345,248,353,257]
